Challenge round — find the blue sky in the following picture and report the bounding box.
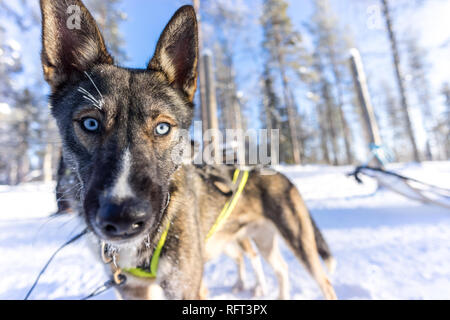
[116,0,190,68]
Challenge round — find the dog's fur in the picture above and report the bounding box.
[226,223,337,298]
[40,0,337,300]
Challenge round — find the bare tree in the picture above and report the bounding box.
[86,0,128,63]
[406,36,441,160]
[381,0,420,162]
[193,0,213,151]
[309,0,354,164]
[261,0,306,164]
[439,83,450,159]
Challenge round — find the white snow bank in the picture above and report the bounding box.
[0,162,449,299]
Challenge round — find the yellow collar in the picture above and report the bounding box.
[123,168,249,279]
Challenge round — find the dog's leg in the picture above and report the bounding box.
[252,225,290,300]
[258,173,337,300]
[238,238,267,297]
[225,242,247,293]
[199,279,209,300]
[279,187,337,300]
[292,190,337,300]
[311,217,337,274]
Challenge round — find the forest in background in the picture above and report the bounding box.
[0,0,449,185]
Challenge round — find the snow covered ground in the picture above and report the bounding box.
[0,162,449,300]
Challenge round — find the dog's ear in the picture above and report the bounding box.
[40,0,113,89]
[148,5,198,102]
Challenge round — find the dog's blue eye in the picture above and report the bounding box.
[155,122,171,136]
[82,118,99,132]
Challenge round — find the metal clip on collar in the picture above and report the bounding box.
[101,242,127,286]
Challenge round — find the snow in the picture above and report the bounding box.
[0,162,449,300]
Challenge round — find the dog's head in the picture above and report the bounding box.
[40,0,198,243]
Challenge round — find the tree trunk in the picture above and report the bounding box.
[289,89,305,161]
[328,48,353,164]
[381,0,420,162]
[43,142,53,183]
[318,103,331,164]
[16,120,30,184]
[273,33,302,164]
[322,81,340,166]
[202,53,220,163]
[193,0,210,152]
[222,49,244,132]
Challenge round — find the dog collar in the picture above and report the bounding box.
[121,192,171,279]
[122,220,171,278]
[122,169,249,279]
[206,169,249,240]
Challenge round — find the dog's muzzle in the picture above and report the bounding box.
[95,196,152,240]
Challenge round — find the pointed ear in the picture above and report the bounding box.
[148,5,198,102]
[40,0,113,89]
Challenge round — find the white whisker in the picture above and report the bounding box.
[77,87,102,110]
[84,71,105,108]
[82,95,101,109]
[77,88,99,103]
[81,95,96,104]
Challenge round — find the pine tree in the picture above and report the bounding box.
[213,43,244,132]
[308,0,355,164]
[439,83,450,159]
[381,83,404,161]
[406,37,439,160]
[321,74,340,165]
[202,1,247,133]
[261,0,307,164]
[86,0,127,63]
[306,60,330,165]
[261,65,292,163]
[0,9,25,183]
[381,0,420,162]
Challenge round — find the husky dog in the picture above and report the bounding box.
[223,220,336,299]
[40,0,337,299]
[194,164,336,300]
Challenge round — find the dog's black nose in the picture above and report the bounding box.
[96,198,151,238]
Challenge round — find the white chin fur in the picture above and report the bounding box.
[105,234,150,269]
[85,227,149,269]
